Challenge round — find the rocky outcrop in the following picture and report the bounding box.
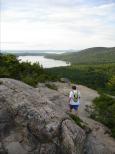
[85,134,112,154]
[37,82,115,154]
[0,78,85,154]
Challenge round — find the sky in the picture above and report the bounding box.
[0,0,115,50]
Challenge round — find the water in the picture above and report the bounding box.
[18,56,70,68]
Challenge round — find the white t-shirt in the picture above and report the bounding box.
[69,90,80,105]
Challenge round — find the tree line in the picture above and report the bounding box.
[0,54,56,86]
[46,63,115,95]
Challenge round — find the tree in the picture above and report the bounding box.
[107,75,115,91]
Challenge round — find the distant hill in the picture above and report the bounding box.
[1,50,68,56]
[1,51,49,56]
[45,47,115,64]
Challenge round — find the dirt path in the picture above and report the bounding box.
[78,85,115,153]
[37,82,115,153]
[55,82,115,153]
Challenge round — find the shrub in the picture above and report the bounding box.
[92,94,115,138]
[69,113,85,129]
[0,54,55,87]
[45,83,58,90]
[107,75,115,95]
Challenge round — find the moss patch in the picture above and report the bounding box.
[69,113,84,129]
[68,113,91,134]
[45,83,58,90]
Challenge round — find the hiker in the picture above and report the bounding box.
[69,85,80,115]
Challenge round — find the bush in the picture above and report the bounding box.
[45,83,58,90]
[92,94,115,138]
[21,75,38,87]
[0,54,55,87]
[69,113,85,129]
[107,75,115,95]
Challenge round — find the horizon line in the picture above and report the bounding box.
[1,46,115,52]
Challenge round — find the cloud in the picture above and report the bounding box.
[1,0,115,50]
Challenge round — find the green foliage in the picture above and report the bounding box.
[69,113,85,129]
[107,75,115,93]
[46,47,115,64]
[0,54,20,78]
[46,63,115,95]
[92,94,115,138]
[45,83,58,90]
[21,75,38,87]
[0,54,54,86]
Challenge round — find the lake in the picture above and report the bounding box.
[18,56,70,68]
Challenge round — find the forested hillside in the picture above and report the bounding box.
[0,54,56,86]
[46,47,115,64]
[46,63,115,95]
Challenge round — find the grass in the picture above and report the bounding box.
[68,113,92,134]
[69,113,85,129]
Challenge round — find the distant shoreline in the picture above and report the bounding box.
[18,55,71,68]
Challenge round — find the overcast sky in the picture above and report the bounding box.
[1,0,115,50]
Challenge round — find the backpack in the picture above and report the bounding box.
[73,90,78,102]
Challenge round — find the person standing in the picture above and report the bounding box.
[69,85,80,115]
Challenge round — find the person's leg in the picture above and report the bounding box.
[69,104,73,112]
[74,105,79,115]
[77,107,79,115]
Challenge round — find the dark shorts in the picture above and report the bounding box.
[69,104,79,111]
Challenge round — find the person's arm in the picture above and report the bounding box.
[78,91,80,99]
[69,97,72,103]
[69,91,73,103]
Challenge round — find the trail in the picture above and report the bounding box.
[37,82,115,153]
[78,85,115,153]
